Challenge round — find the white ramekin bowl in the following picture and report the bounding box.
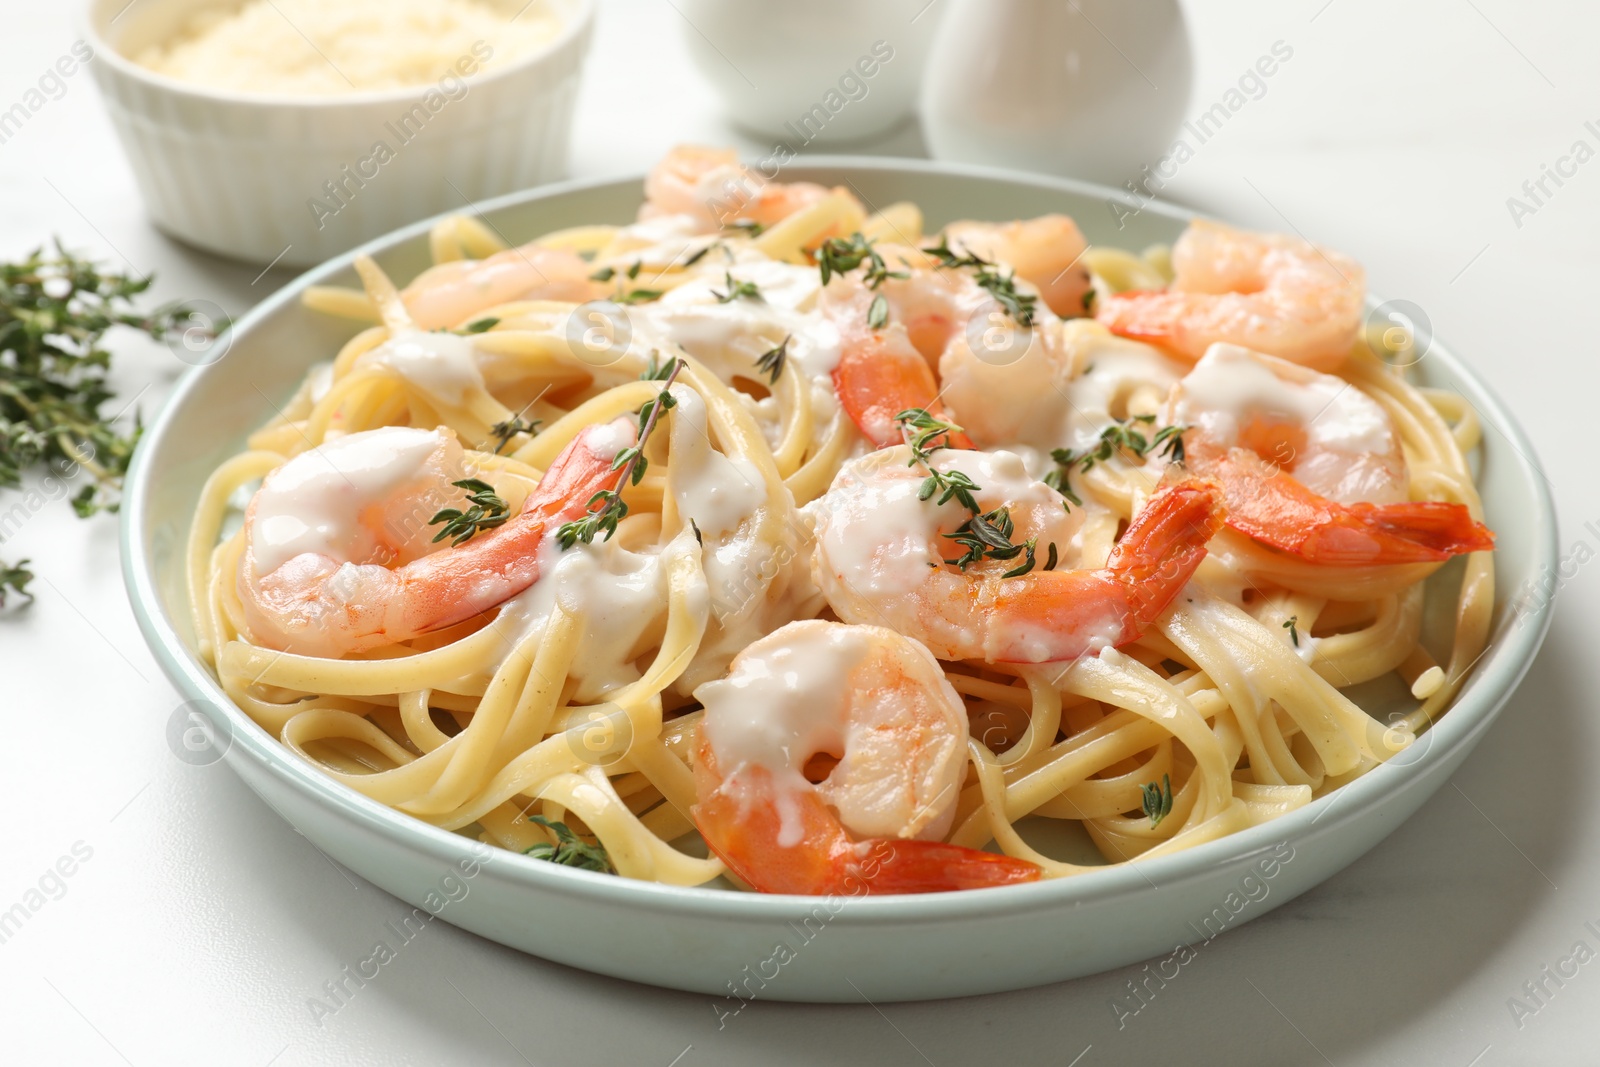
[81,0,594,267]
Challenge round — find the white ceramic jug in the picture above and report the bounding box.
[678,0,939,147]
[921,0,1194,185]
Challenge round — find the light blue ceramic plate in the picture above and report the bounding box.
[121,160,1556,1002]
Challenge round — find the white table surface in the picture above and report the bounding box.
[2,1,1593,1063]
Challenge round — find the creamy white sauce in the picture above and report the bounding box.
[665,385,767,539]
[485,528,702,700]
[359,330,484,406]
[250,427,446,575]
[695,624,866,847]
[1173,343,1391,456]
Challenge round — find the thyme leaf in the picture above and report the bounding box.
[525,815,612,872]
[1140,774,1174,827]
[428,479,510,546]
[755,335,789,385]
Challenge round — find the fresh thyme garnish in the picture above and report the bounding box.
[816,232,909,290]
[590,266,615,282]
[895,408,981,513]
[429,479,510,546]
[755,335,789,385]
[617,288,664,305]
[641,352,679,381]
[1049,418,1190,477]
[1283,616,1301,647]
[726,219,766,237]
[0,242,214,591]
[0,559,33,607]
[1082,288,1098,314]
[683,243,716,267]
[525,815,612,872]
[923,235,1038,326]
[941,506,1052,578]
[713,271,762,303]
[867,294,889,330]
[487,414,540,455]
[627,261,643,280]
[557,359,683,548]
[459,316,499,334]
[1140,774,1174,827]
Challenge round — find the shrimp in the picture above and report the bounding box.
[399,244,598,331]
[820,263,978,450]
[942,215,1093,319]
[1168,344,1494,564]
[238,421,634,657]
[1096,219,1366,371]
[692,620,1041,894]
[641,144,858,230]
[810,447,1226,663]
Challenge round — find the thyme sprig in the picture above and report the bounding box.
[487,414,540,455]
[0,559,33,607]
[923,235,1039,326]
[1049,416,1189,478]
[713,271,763,304]
[459,316,499,334]
[816,232,909,291]
[755,335,789,385]
[1141,774,1174,827]
[429,479,510,546]
[0,242,214,596]
[557,358,683,548]
[941,507,1057,577]
[1283,616,1301,647]
[525,815,612,872]
[895,408,981,514]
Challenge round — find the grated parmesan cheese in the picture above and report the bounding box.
[135,0,564,96]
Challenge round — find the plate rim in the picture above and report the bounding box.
[120,156,1560,922]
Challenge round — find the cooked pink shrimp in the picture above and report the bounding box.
[400,244,598,330]
[942,215,1093,319]
[238,421,633,657]
[640,144,860,230]
[1168,344,1493,564]
[692,620,1041,895]
[820,261,978,450]
[810,447,1226,663]
[1097,220,1365,371]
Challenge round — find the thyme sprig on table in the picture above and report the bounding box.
[556,358,682,549]
[0,242,214,607]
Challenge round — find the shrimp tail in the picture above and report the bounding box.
[849,839,1042,893]
[1106,475,1228,621]
[1217,448,1492,564]
[990,477,1225,662]
[832,334,974,451]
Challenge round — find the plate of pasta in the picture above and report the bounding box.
[123,148,1555,1001]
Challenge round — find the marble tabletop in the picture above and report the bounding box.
[1,1,1594,1064]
